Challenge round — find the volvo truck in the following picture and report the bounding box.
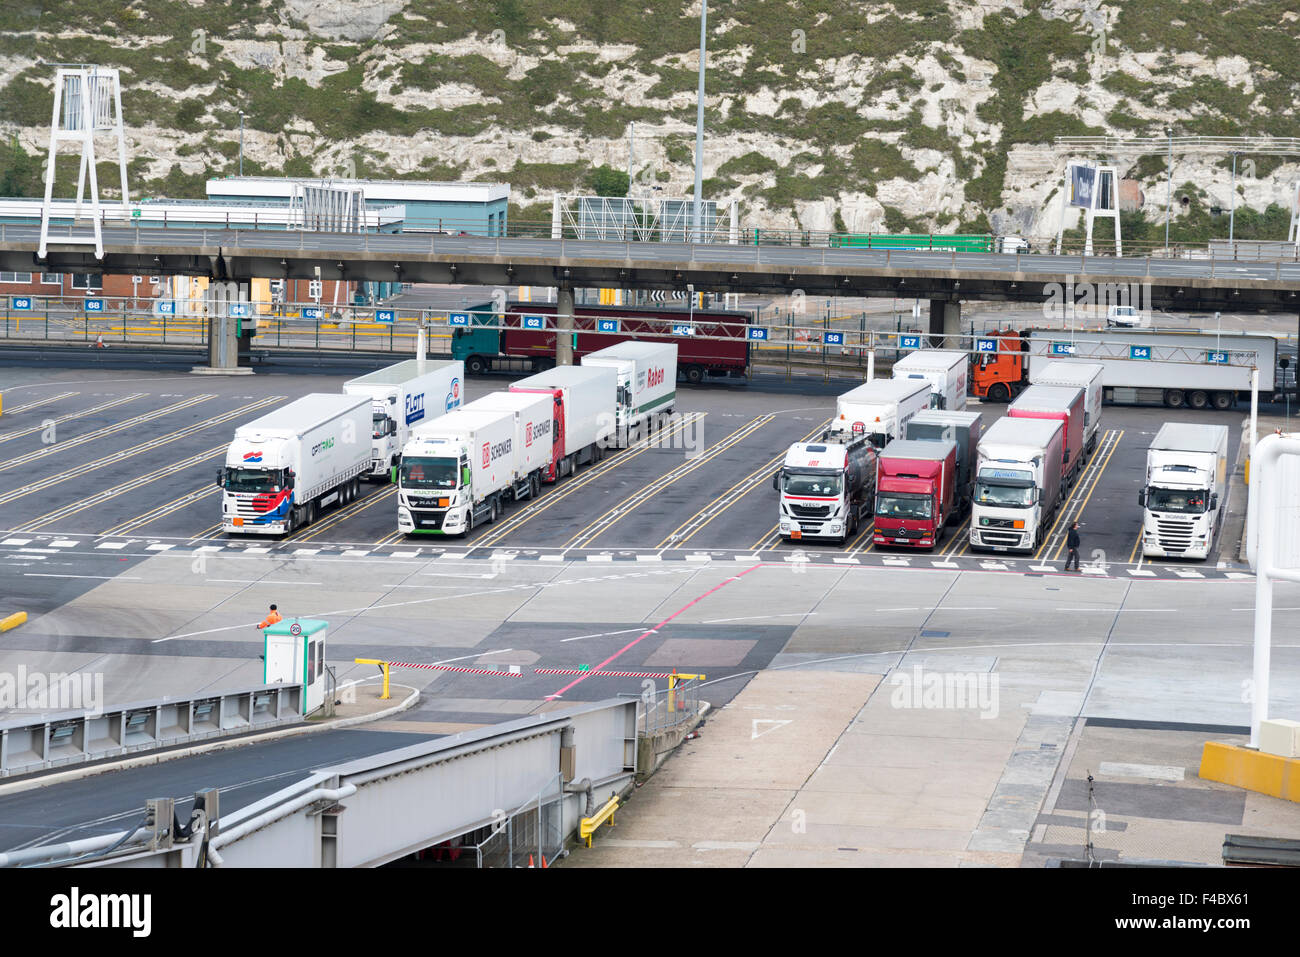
[1139,423,1230,560]
[343,359,463,479]
[220,394,371,535]
[969,417,1064,553]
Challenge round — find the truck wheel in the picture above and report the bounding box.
[488,498,498,524]
[1212,391,1235,410]
[1189,390,1209,410]
[1165,389,1186,408]
[466,355,488,376]
[987,382,1010,403]
[306,501,316,526]
[533,357,555,372]
[684,365,705,385]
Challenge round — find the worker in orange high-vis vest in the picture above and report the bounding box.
[256,604,282,630]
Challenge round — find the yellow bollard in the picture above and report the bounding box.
[353,658,391,699]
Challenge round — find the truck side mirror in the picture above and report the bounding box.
[1211,493,1219,511]
[772,472,780,491]
[285,471,295,489]
[215,469,223,488]
[390,420,398,436]
[1137,490,1146,507]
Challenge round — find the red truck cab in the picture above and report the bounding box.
[969,329,1029,402]
[873,439,957,549]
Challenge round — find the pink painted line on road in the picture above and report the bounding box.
[545,564,762,700]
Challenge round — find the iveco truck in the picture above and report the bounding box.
[774,432,877,544]
[969,417,1064,553]
[1139,423,1229,560]
[220,394,371,535]
[343,359,463,479]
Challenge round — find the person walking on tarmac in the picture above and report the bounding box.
[1064,522,1081,572]
[256,604,282,630]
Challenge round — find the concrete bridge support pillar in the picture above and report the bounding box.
[928,299,961,349]
[556,285,575,366]
[194,280,253,375]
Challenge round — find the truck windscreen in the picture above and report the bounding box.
[782,473,842,497]
[400,457,458,490]
[224,468,285,493]
[876,493,932,519]
[1147,488,1207,513]
[974,481,1034,507]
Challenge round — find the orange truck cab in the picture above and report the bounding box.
[969,329,1029,402]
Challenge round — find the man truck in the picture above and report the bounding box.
[1008,384,1086,489]
[342,359,463,479]
[904,410,983,516]
[510,365,618,481]
[395,407,518,536]
[1139,423,1230,561]
[580,341,677,446]
[1029,361,1103,457]
[774,432,877,545]
[220,394,371,535]
[873,439,958,550]
[969,417,1064,553]
[891,350,968,411]
[830,378,931,449]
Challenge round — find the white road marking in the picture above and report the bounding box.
[25,573,140,580]
[1097,762,1185,782]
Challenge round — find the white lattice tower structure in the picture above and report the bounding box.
[38,65,130,260]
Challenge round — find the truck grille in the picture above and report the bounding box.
[980,517,1017,529]
[409,505,449,530]
[979,530,1025,547]
[789,504,831,518]
[1156,518,1194,553]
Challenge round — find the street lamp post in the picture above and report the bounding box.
[691,0,708,244]
[1229,151,1238,244]
[239,111,245,177]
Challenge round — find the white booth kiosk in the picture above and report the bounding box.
[263,618,327,715]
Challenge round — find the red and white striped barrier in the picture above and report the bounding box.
[532,669,678,678]
[385,660,522,677]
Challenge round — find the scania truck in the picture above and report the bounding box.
[1008,384,1086,488]
[220,394,370,535]
[969,417,1064,553]
[873,439,958,549]
[343,359,463,479]
[581,341,677,446]
[395,407,517,536]
[510,365,618,480]
[891,350,968,411]
[830,378,931,449]
[774,432,877,544]
[1029,361,1103,456]
[1139,422,1230,560]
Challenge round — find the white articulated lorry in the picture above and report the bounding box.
[395,407,518,537]
[830,378,931,449]
[774,431,877,545]
[343,359,463,479]
[581,341,677,446]
[1139,422,1230,560]
[891,350,968,411]
[1029,361,1104,457]
[969,416,1064,554]
[510,365,618,481]
[459,390,553,501]
[220,394,371,535]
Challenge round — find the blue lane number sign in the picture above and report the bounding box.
[825,332,845,346]
[302,307,322,319]
[596,319,619,333]
[747,327,769,341]
[85,298,104,312]
[376,309,395,324]
[229,303,249,318]
[1050,341,1076,356]
[448,312,470,326]
[522,315,545,330]
[898,334,921,350]
[672,324,695,336]
[976,338,998,353]
[157,300,175,315]
[1206,351,1228,365]
[11,296,32,311]
[1129,345,1152,360]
